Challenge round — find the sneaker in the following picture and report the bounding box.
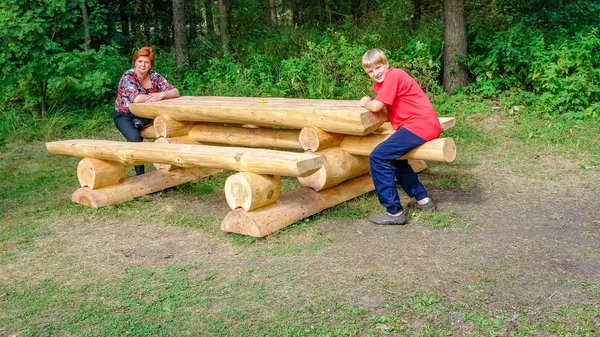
[416,199,436,212]
[368,211,407,225]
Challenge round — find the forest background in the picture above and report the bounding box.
[1,0,599,145]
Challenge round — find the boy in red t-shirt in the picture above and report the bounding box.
[359,49,441,225]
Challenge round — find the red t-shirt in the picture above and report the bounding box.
[373,68,441,141]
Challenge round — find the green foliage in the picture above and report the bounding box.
[278,33,370,99]
[194,33,374,99]
[392,39,443,93]
[1,0,599,139]
[469,25,600,117]
[496,0,600,32]
[529,29,600,117]
[0,0,117,116]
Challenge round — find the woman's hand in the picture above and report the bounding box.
[145,92,166,102]
[145,88,180,103]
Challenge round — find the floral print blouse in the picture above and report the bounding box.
[114,69,175,113]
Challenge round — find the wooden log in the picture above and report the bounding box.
[153,136,199,171]
[72,167,221,208]
[298,126,345,152]
[225,172,281,211]
[46,139,324,177]
[221,174,375,237]
[408,159,427,173]
[375,117,457,134]
[340,137,456,162]
[129,96,387,136]
[140,125,157,139]
[297,147,370,192]
[77,158,126,189]
[154,115,194,138]
[187,123,302,149]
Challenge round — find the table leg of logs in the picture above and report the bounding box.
[299,126,345,152]
[221,174,375,237]
[408,159,427,173]
[77,158,126,189]
[72,167,221,208]
[297,147,370,192]
[154,115,195,138]
[225,172,281,211]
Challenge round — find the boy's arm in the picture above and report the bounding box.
[360,96,385,113]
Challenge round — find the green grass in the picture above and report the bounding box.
[1,98,600,336]
[2,265,599,336]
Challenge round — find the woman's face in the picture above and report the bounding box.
[134,56,152,75]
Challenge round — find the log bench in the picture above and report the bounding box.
[46,96,457,237]
[46,139,324,177]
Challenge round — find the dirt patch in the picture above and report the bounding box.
[2,124,600,318]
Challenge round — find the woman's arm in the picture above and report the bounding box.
[143,88,180,103]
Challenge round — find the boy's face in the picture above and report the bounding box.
[365,62,389,83]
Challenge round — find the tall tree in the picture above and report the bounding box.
[291,0,300,26]
[352,0,362,25]
[186,0,200,43]
[172,0,188,65]
[269,0,277,25]
[443,0,468,93]
[80,0,91,50]
[205,0,215,36]
[411,0,423,29]
[118,0,131,50]
[218,0,230,53]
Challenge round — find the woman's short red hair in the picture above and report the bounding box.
[132,46,155,67]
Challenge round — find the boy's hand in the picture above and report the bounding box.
[360,96,372,107]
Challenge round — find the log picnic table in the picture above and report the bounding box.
[46,96,456,237]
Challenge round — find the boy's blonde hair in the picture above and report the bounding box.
[362,49,388,70]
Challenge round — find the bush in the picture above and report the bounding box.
[468,25,600,117]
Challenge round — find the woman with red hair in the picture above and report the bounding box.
[113,46,180,175]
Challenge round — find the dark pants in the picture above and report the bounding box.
[113,111,153,175]
[370,128,429,214]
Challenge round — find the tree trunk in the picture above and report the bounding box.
[352,0,361,25]
[291,0,300,26]
[172,0,188,66]
[263,0,271,26]
[412,0,423,30]
[218,0,231,53]
[80,0,91,50]
[119,0,130,49]
[205,0,215,36]
[443,0,469,94]
[269,0,277,25]
[133,0,146,43]
[186,0,199,42]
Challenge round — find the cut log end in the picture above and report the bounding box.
[225,172,281,211]
[299,127,321,151]
[221,210,263,237]
[77,158,125,189]
[443,138,457,162]
[154,115,194,138]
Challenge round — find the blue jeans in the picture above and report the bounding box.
[370,128,429,214]
[113,110,153,175]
